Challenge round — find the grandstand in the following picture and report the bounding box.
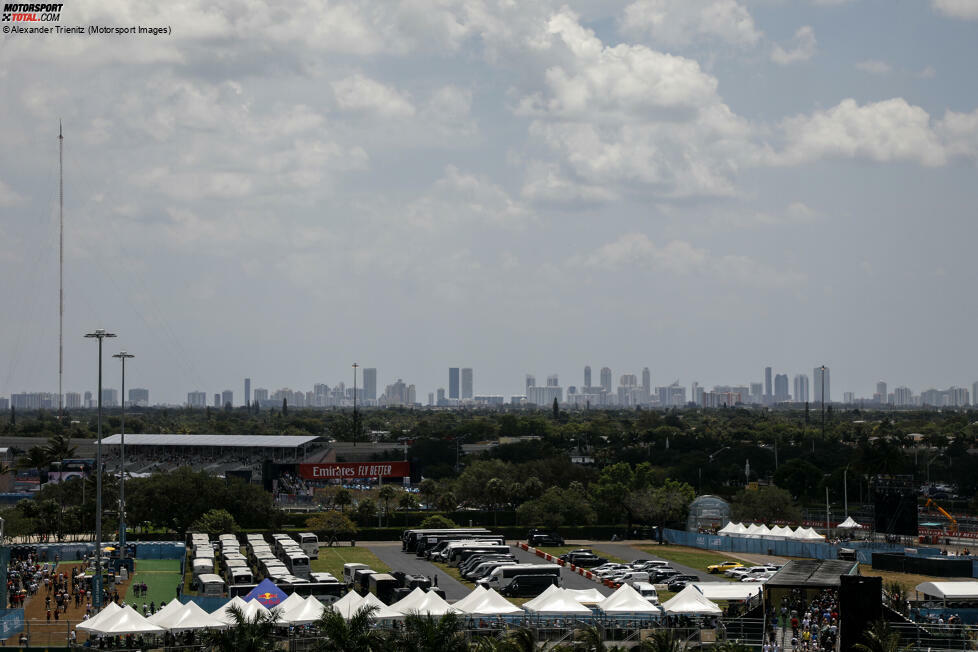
[101,434,330,480]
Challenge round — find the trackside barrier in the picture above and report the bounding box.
[522,542,604,587]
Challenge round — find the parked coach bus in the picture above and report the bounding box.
[298,532,319,559]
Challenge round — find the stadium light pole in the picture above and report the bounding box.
[112,351,133,562]
[820,365,826,442]
[85,328,116,610]
[352,363,358,447]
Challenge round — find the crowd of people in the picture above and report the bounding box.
[768,588,839,651]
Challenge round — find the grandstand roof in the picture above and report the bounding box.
[763,560,859,589]
[101,434,320,449]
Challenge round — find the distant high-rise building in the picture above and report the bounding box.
[244,378,251,407]
[875,381,887,405]
[65,392,82,409]
[642,367,651,391]
[525,374,535,393]
[461,368,473,399]
[437,388,446,405]
[449,368,460,399]
[657,382,686,407]
[813,366,830,403]
[691,382,703,405]
[84,391,93,408]
[843,391,855,404]
[213,393,221,408]
[253,388,269,406]
[101,388,119,407]
[428,392,434,406]
[774,374,789,402]
[793,375,809,403]
[546,374,559,387]
[764,367,772,402]
[973,381,978,407]
[600,367,612,394]
[363,368,377,401]
[128,388,149,407]
[0,398,7,411]
[749,383,763,404]
[221,390,233,408]
[527,383,562,406]
[894,386,913,406]
[187,391,206,408]
[584,366,591,388]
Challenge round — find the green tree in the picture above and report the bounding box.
[354,498,378,526]
[553,397,559,420]
[334,489,352,513]
[397,491,418,525]
[315,604,385,652]
[190,508,238,535]
[852,620,911,652]
[307,511,358,545]
[203,604,281,652]
[419,514,458,529]
[398,612,467,652]
[378,485,398,526]
[773,458,824,501]
[730,486,801,523]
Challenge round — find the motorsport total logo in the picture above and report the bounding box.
[2,3,63,22]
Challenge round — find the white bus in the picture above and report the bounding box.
[285,552,311,579]
[197,573,225,597]
[298,532,319,559]
[226,567,253,586]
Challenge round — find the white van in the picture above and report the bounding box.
[197,573,225,597]
[343,563,369,585]
[298,533,319,559]
[633,582,659,604]
[285,552,311,579]
[478,564,560,587]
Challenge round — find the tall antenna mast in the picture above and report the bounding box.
[58,121,64,419]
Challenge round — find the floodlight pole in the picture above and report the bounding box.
[85,328,116,611]
[113,351,133,561]
[352,363,358,447]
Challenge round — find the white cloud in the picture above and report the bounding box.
[702,202,819,230]
[777,98,949,166]
[620,0,761,48]
[0,179,24,207]
[918,65,937,79]
[332,74,416,118]
[932,0,978,20]
[938,108,978,158]
[855,59,891,74]
[573,233,804,288]
[405,165,530,230]
[771,26,817,65]
[520,161,618,203]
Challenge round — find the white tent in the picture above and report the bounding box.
[155,601,227,632]
[211,596,249,624]
[77,602,123,632]
[452,585,488,613]
[391,587,458,616]
[83,604,165,636]
[596,584,663,615]
[769,525,790,539]
[241,599,273,621]
[523,588,593,615]
[360,592,406,620]
[464,589,524,616]
[522,584,561,610]
[799,527,825,541]
[278,592,308,614]
[329,591,367,619]
[788,526,808,540]
[283,596,326,625]
[661,586,723,616]
[838,517,864,529]
[727,522,749,537]
[564,588,606,604]
[717,522,740,535]
[692,583,762,602]
[916,582,978,600]
[146,600,184,627]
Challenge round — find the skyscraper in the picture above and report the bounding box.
[750,383,763,404]
[525,374,535,393]
[600,367,612,394]
[584,366,591,388]
[642,367,651,392]
[894,386,913,406]
[973,381,978,407]
[793,374,809,403]
[101,388,119,407]
[546,374,559,387]
[129,388,149,407]
[449,367,460,399]
[764,367,772,402]
[774,374,789,402]
[222,390,233,408]
[875,381,887,405]
[363,368,377,401]
[461,368,473,399]
[244,378,251,407]
[437,388,446,404]
[213,393,221,408]
[813,366,830,403]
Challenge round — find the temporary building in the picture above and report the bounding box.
[522,588,593,615]
[329,590,368,619]
[726,522,749,537]
[82,604,166,636]
[277,592,308,614]
[661,586,722,616]
[240,599,273,621]
[838,517,864,529]
[717,522,739,535]
[521,583,561,610]
[596,584,663,616]
[915,582,978,600]
[564,588,606,604]
[464,589,524,616]
[452,585,488,613]
[391,587,458,616]
[769,525,790,539]
[360,593,405,620]
[77,602,123,632]
[212,596,251,624]
[692,583,762,602]
[282,596,326,625]
[146,600,184,627]
[154,601,226,632]
[244,579,289,608]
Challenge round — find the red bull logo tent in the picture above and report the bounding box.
[244,579,289,607]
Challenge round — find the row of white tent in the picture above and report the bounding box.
[717,522,826,541]
[74,582,737,636]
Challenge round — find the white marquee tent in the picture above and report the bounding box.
[596,584,663,616]
[692,583,762,602]
[391,587,458,616]
[916,582,978,600]
[145,600,184,627]
[564,588,606,604]
[451,585,488,613]
[838,517,864,529]
[282,596,326,625]
[81,604,165,636]
[661,586,723,616]
[277,592,308,614]
[152,601,226,632]
[461,589,524,616]
[77,602,122,632]
[523,588,593,615]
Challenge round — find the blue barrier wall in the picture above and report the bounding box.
[0,609,25,638]
[662,528,911,562]
[133,542,185,559]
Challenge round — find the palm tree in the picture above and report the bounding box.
[378,485,398,526]
[45,432,77,461]
[203,604,281,652]
[398,612,467,652]
[398,491,418,526]
[334,489,352,513]
[315,604,385,652]
[852,620,911,652]
[637,629,687,652]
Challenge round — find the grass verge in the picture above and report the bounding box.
[310,546,391,578]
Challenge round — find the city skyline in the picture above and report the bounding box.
[1,2,977,408]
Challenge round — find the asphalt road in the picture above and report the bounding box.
[510,546,614,595]
[595,542,717,583]
[364,542,471,601]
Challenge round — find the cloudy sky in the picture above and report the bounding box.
[1,0,977,404]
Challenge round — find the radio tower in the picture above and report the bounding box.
[58,121,64,419]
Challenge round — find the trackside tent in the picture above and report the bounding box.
[146,599,184,627]
[277,592,308,614]
[211,596,249,624]
[692,583,762,602]
[244,579,289,608]
[465,588,524,616]
[360,592,406,620]
[564,588,606,604]
[84,604,165,636]
[329,590,367,618]
[452,585,488,612]
[154,601,226,631]
[596,584,663,616]
[391,587,458,616]
[838,516,864,529]
[661,586,722,616]
[522,588,593,615]
[77,602,123,632]
[282,596,326,625]
[916,582,978,600]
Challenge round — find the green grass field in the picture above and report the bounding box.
[310,547,390,578]
[124,559,183,610]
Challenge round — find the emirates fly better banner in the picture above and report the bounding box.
[299,461,411,480]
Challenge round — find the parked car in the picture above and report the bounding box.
[707,561,744,574]
[650,568,679,583]
[498,574,559,598]
[528,533,565,547]
[666,575,700,592]
[633,582,659,604]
